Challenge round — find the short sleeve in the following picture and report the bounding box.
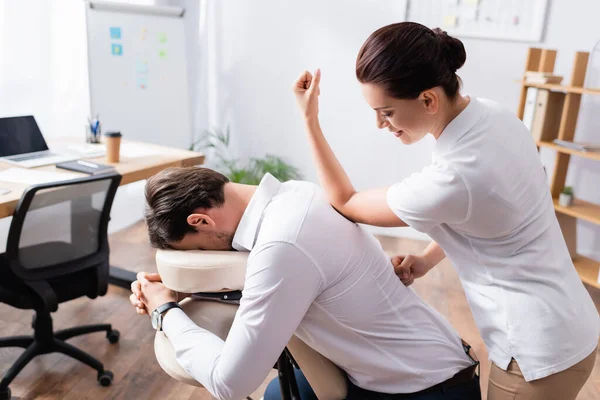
[386,163,470,233]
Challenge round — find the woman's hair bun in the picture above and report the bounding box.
[432,28,466,72]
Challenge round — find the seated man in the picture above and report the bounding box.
[131,167,480,400]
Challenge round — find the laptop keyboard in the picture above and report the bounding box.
[9,152,56,161]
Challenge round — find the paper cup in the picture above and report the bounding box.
[104,131,122,163]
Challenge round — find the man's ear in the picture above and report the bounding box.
[419,89,439,114]
[187,212,216,230]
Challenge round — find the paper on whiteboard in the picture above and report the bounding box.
[0,168,80,185]
[120,143,162,158]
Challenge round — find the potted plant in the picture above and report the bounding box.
[559,186,574,207]
[190,127,301,184]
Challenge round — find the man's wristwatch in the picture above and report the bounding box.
[151,301,182,331]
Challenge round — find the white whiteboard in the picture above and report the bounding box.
[85,0,191,149]
[407,0,549,42]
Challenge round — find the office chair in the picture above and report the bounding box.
[0,173,122,400]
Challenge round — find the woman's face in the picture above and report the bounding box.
[361,83,436,145]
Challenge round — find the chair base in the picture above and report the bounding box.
[0,312,119,398]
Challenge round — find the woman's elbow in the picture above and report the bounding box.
[329,194,356,214]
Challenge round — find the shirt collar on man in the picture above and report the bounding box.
[434,96,484,156]
[232,173,282,251]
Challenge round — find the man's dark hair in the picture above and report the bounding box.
[144,167,229,249]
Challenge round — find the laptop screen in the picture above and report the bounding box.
[0,115,49,157]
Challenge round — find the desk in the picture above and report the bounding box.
[0,138,205,288]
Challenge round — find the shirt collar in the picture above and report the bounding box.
[232,173,282,251]
[434,96,484,156]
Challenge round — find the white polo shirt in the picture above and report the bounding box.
[163,174,472,400]
[387,97,599,381]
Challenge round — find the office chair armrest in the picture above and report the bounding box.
[24,280,58,312]
[95,261,110,297]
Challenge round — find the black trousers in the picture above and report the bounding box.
[345,374,481,400]
[265,368,482,400]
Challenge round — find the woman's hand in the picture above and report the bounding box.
[292,69,321,120]
[391,254,434,286]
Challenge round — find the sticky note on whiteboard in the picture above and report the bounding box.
[110,27,121,39]
[136,60,149,73]
[137,74,148,89]
[464,0,480,6]
[443,15,458,28]
[111,44,123,56]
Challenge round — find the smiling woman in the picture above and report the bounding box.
[291,20,599,400]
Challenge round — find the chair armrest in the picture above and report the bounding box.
[154,298,238,387]
[24,280,58,312]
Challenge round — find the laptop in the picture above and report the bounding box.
[0,116,80,168]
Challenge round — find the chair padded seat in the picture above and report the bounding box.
[155,249,248,293]
[0,253,101,310]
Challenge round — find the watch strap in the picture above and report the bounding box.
[154,301,182,331]
[156,301,181,315]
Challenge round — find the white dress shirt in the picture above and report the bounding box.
[387,97,599,381]
[163,174,472,400]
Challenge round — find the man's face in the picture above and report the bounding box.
[170,230,235,251]
[168,203,240,251]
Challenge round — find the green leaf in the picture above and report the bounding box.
[190,126,301,184]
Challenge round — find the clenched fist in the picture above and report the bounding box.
[391,254,433,286]
[292,69,321,120]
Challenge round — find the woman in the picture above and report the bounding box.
[288,22,598,399]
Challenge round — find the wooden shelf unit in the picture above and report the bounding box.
[520,81,600,95]
[537,141,600,161]
[574,255,600,288]
[517,47,600,289]
[553,198,600,225]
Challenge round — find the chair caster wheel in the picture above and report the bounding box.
[0,387,11,400]
[107,329,120,344]
[98,370,114,387]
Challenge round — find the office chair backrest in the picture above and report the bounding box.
[6,173,121,281]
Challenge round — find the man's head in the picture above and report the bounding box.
[145,167,242,251]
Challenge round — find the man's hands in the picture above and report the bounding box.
[130,272,185,316]
[292,69,321,120]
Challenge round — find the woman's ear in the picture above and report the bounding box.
[187,213,216,230]
[419,89,439,114]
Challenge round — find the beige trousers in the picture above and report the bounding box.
[488,348,597,400]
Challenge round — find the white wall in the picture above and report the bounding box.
[199,0,600,258]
